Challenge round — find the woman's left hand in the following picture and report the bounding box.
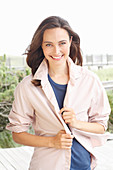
[60,107,105,134]
[60,107,77,128]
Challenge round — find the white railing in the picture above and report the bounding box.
[83,54,113,66]
[102,80,113,90]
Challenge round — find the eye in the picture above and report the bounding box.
[60,42,66,45]
[46,44,52,47]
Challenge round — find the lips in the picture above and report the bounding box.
[50,55,63,60]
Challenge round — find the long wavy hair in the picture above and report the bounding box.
[26,16,83,86]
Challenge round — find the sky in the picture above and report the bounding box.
[0,0,113,56]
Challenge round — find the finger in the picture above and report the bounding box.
[60,107,72,114]
[61,141,73,148]
[63,114,75,120]
[62,112,72,117]
[59,130,66,134]
[63,114,72,120]
[64,119,71,124]
[61,143,72,148]
[61,139,73,144]
[61,135,73,140]
[62,112,75,120]
[62,146,72,150]
[62,115,72,123]
[61,140,72,145]
[62,134,73,139]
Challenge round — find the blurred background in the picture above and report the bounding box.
[0,0,113,148]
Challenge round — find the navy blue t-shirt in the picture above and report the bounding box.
[48,74,91,170]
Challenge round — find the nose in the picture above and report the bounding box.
[53,45,60,55]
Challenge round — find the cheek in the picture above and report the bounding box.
[43,49,54,60]
[63,46,70,54]
[43,48,50,56]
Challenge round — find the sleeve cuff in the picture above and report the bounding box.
[6,123,30,133]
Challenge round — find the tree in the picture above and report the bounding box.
[0,55,30,132]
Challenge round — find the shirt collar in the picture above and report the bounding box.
[33,58,48,80]
[33,57,82,85]
[67,57,82,85]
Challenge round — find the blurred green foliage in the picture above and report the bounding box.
[107,91,113,125]
[0,55,30,102]
[0,130,22,148]
[0,55,31,147]
[92,67,113,81]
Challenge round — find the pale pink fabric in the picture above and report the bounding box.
[6,57,111,170]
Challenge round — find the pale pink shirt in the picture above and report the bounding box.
[6,57,111,170]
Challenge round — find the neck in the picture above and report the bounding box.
[48,61,69,77]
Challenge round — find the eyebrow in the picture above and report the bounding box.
[43,40,67,43]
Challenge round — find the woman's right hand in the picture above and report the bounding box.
[52,130,73,149]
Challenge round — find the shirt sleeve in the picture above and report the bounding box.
[6,80,34,133]
[88,76,111,131]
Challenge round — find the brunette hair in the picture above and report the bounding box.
[26,16,83,86]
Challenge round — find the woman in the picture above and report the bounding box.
[6,16,111,170]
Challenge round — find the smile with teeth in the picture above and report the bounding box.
[50,55,63,60]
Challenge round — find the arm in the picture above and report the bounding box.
[12,130,73,149]
[60,108,105,134]
[12,132,54,147]
[72,120,105,134]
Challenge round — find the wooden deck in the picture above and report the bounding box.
[0,146,34,170]
[0,135,113,170]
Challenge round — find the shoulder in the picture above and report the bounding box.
[20,74,33,86]
[75,65,100,81]
[15,74,33,94]
[82,67,99,80]
[69,58,99,82]
[74,65,103,90]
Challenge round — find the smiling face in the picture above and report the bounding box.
[42,28,72,67]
